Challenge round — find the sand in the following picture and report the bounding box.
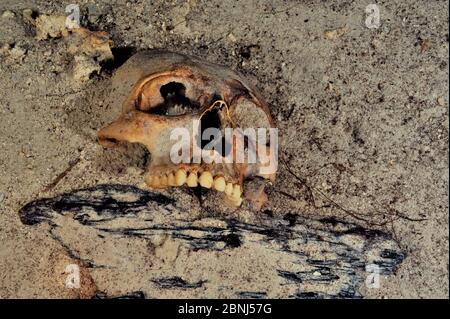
[0,0,448,298]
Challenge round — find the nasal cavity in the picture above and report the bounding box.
[198,108,230,157]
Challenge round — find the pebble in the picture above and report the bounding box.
[22,9,34,24]
[125,166,143,176]
[1,10,15,19]
[371,38,381,49]
[324,26,348,40]
[321,182,331,191]
[72,55,101,83]
[87,3,102,24]
[9,46,26,59]
[227,33,237,43]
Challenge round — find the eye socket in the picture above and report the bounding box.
[144,81,200,116]
[160,82,186,100]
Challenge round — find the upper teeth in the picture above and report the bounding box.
[225,182,233,196]
[175,169,187,186]
[198,171,213,188]
[213,176,226,192]
[145,168,242,205]
[186,172,198,187]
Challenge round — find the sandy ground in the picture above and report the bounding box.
[0,0,448,298]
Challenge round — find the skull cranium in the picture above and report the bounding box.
[98,50,277,208]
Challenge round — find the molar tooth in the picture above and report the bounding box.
[232,184,242,200]
[160,175,168,186]
[213,176,226,192]
[167,173,176,186]
[231,196,243,206]
[175,169,187,186]
[152,176,161,187]
[225,182,233,196]
[145,175,153,185]
[225,194,243,207]
[186,172,198,187]
[199,171,213,188]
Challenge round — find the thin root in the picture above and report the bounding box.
[200,99,236,127]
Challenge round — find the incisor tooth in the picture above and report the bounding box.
[167,173,175,186]
[199,171,213,188]
[232,184,242,200]
[187,172,198,187]
[175,169,187,186]
[214,176,226,192]
[225,182,233,196]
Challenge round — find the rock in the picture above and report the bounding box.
[420,39,432,54]
[66,28,113,62]
[9,45,27,60]
[0,43,10,56]
[72,54,101,82]
[324,26,348,40]
[35,14,68,40]
[227,33,237,43]
[243,177,270,210]
[31,13,113,82]
[0,44,27,62]
[87,3,102,24]
[1,10,15,19]
[66,28,113,82]
[22,9,34,24]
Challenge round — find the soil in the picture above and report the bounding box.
[0,0,448,298]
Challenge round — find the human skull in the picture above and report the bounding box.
[98,50,277,207]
